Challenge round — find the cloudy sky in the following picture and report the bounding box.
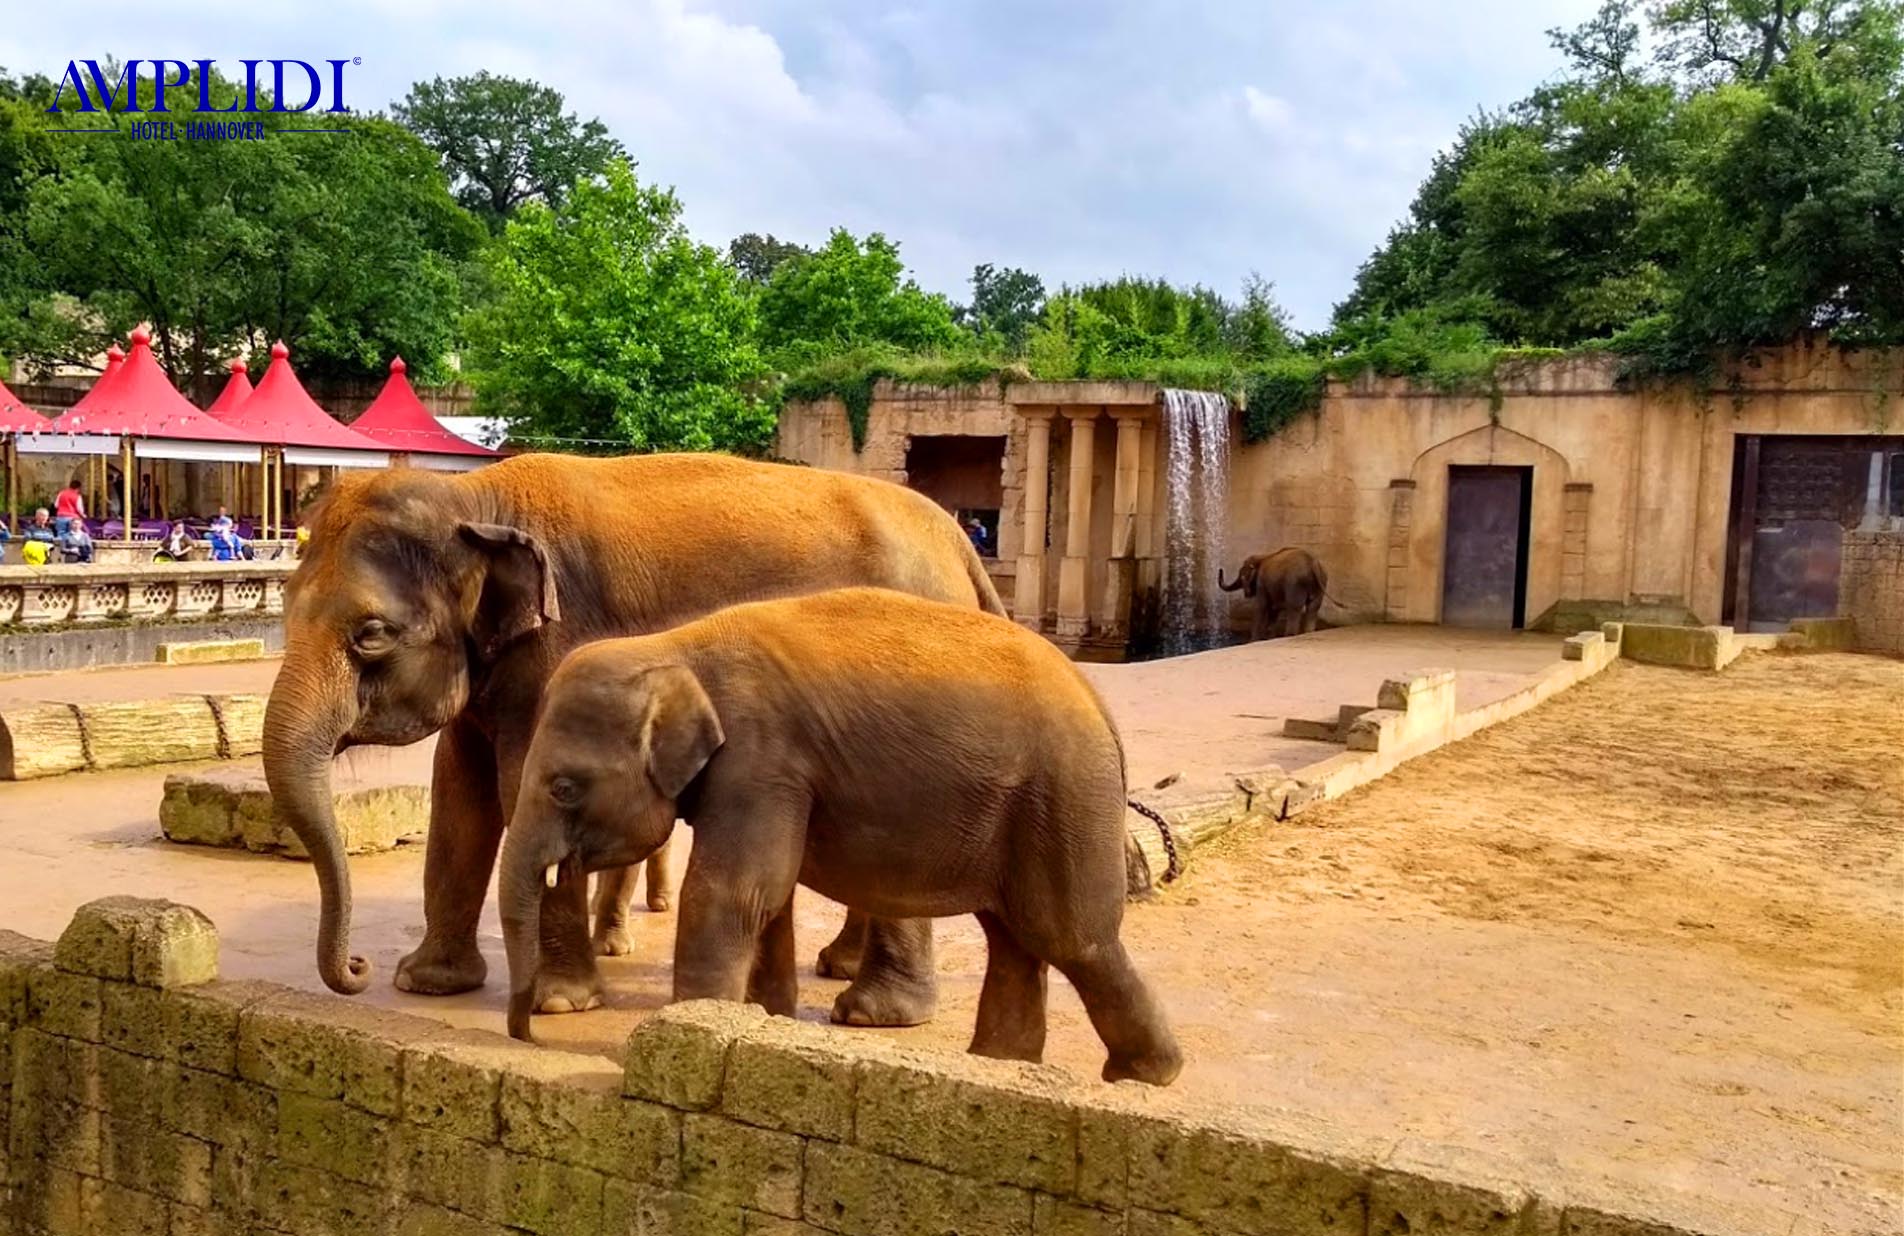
[4,0,1600,330]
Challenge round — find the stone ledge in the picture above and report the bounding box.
[0,907,1806,1236]
[155,638,267,665]
[158,769,429,857]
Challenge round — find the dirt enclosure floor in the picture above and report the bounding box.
[1,648,1898,1232]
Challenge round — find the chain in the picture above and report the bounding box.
[1125,798,1182,884]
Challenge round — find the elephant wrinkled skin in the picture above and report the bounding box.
[501,588,1183,1086]
[263,453,1002,1025]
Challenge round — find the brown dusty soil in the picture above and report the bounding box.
[1150,653,1903,1233]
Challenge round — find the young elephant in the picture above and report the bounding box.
[499,588,1183,1086]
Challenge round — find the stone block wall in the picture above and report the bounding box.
[1,898,1765,1236]
[1840,531,1903,655]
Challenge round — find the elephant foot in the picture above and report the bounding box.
[394,938,487,996]
[1101,1043,1185,1087]
[829,972,937,1028]
[592,919,637,957]
[534,964,606,1015]
[815,938,860,981]
[645,890,673,913]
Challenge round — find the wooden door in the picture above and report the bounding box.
[1442,466,1530,628]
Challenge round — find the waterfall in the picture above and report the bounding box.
[1159,389,1232,654]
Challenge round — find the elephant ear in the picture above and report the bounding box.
[458,522,561,657]
[640,665,725,800]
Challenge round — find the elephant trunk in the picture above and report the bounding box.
[1217,568,1245,592]
[499,818,561,1042]
[262,639,370,995]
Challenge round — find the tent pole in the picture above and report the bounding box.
[121,439,134,535]
[5,437,16,535]
[258,452,268,539]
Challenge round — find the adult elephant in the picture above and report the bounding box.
[1218,547,1329,640]
[263,452,1003,1027]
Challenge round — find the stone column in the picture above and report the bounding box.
[1385,479,1415,622]
[1099,410,1146,642]
[1012,411,1054,630]
[1055,410,1099,642]
[1135,421,1159,593]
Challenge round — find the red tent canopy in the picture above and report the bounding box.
[218,341,387,456]
[350,357,499,459]
[205,358,254,417]
[50,329,251,442]
[0,378,49,433]
[61,345,124,418]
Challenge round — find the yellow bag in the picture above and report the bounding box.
[21,540,48,566]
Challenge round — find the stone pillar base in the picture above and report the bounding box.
[1055,555,1090,639]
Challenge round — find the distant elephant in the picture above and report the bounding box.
[1218,547,1329,640]
[499,588,1183,1086]
[263,453,1005,1029]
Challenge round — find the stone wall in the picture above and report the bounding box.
[0,561,292,629]
[1840,531,1904,654]
[2,898,1766,1236]
[774,345,1901,633]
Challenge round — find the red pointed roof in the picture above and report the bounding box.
[62,345,124,418]
[205,358,254,417]
[218,341,387,452]
[51,329,250,441]
[350,357,499,457]
[0,377,49,433]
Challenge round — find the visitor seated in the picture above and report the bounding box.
[208,523,253,561]
[154,521,198,563]
[57,522,94,564]
[21,509,57,542]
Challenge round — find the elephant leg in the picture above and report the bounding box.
[968,913,1048,1063]
[1251,601,1271,642]
[673,787,808,1005]
[830,918,939,1028]
[745,895,799,1018]
[1301,599,1322,634]
[644,826,677,912]
[395,716,501,996]
[1051,941,1184,1087]
[591,867,640,957]
[534,867,605,1014]
[816,908,869,979]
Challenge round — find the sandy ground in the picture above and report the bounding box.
[1,640,1897,1232]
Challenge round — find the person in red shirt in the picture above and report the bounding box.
[53,480,85,538]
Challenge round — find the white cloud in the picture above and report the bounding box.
[1242,87,1294,134]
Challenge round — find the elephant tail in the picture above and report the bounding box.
[962,540,1009,616]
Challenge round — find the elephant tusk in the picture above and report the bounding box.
[544,863,560,889]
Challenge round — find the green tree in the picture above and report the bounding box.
[727,232,810,284]
[395,72,624,232]
[18,65,480,396]
[463,160,771,454]
[957,263,1045,353]
[756,230,961,365]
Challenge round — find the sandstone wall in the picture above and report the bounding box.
[2,898,1775,1236]
[774,345,1901,633]
[1840,531,1904,654]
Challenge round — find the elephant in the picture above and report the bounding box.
[498,587,1184,1086]
[263,452,1005,1028]
[1218,547,1330,640]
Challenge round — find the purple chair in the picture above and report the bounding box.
[99,519,124,539]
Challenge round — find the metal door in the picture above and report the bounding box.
[1442,466,1529,628]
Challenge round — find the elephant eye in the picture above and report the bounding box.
[549,776,584,807]
[352,618,397,657]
